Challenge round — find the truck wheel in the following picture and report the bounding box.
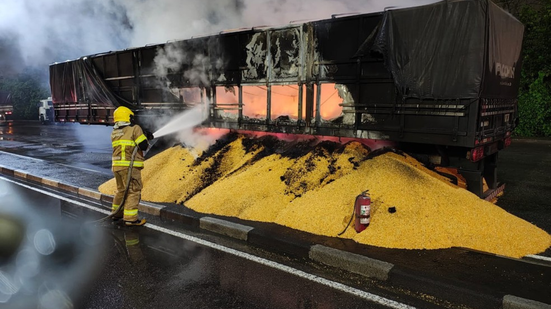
[40,115,45,124]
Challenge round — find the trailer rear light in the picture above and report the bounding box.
[468,146,484,162]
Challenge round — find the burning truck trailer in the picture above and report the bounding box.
[48,0,524,200]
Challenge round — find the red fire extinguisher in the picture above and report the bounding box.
[354,190,371,233]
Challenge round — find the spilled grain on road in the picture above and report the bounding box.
[98,133,551,258]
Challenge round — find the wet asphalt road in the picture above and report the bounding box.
[0,178,417,309]
[0,121,550,309]
[497,138,551,237]
[0,121,114,176]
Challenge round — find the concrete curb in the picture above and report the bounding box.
[1,165,550,309]
[309,244,393,280]
[200,217,254,241]
[503,295,551,309]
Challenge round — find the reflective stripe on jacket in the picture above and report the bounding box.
[111,125,147,172]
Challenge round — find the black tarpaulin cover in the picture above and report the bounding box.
[482,0,524,98]
[50,58,120,107]
[50,62,77,104]
[372,0,524,100]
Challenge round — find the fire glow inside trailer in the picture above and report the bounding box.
[49,0,524,198]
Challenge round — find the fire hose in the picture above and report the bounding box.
[337,205,355,236]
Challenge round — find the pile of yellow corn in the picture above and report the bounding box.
[98,134,551,258]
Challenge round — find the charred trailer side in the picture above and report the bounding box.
[49,58,121,124]
[48,0,524,199]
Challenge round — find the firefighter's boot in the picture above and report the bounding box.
[125,218,146,226]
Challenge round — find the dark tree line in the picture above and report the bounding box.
[516,0,551,136]
[0,68,49,120]
[496,0,551,136]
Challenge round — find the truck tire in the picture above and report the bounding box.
[40,114,45,124]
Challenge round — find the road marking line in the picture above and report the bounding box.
[0,176,111,215]
[0,151,111,175]
[53,163,112,175]
[149,223,416,309]
[2,176,415,309]
[0,151,43,161]
[526,254,551,263]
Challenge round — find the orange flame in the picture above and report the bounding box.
[215,83,344,121]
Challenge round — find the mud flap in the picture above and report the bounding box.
[483,183,506,203]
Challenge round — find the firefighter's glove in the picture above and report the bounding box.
[145,131,154,140]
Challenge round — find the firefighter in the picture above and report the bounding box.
[110,106,153,226]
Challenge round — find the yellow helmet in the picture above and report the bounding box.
[113,106,134,123]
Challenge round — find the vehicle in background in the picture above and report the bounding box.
[47,0,524,199]
[38,97,54,124]
[0,91,14,124]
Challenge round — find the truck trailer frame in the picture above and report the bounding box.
[49,0,524,199]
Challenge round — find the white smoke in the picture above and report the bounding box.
[0,0,440,147]
[151,41,215,148]
[0,0,131,72]
[185,54,214,87]
[120,0,441,47]
[153,43,187,80]
[176,128,229,157]
[154,43,214,87]
[0,0,440,74]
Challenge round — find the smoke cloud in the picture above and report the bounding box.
[0,0,439,76]
[1,0,440,147]
[0,0,131,75]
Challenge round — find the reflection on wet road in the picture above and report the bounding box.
[0,177,104,309]
[0,177,415,309]
[84,224,399,309]
[0,122,113,175]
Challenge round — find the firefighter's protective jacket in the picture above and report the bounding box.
[111,123,148,172]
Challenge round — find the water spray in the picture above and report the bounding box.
[152,104,208,139]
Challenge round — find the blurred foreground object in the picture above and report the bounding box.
[0,214,25,261]
[0,208,105,309]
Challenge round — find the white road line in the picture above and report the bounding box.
[148,223,415,309]
[2,176,415,309]
[0,151,110,175]
[0,150,43,161]
[52,162,111,175]
[0,176,111,215]
[526,254,551,263]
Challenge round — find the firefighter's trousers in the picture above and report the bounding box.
[111,168,143,222]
